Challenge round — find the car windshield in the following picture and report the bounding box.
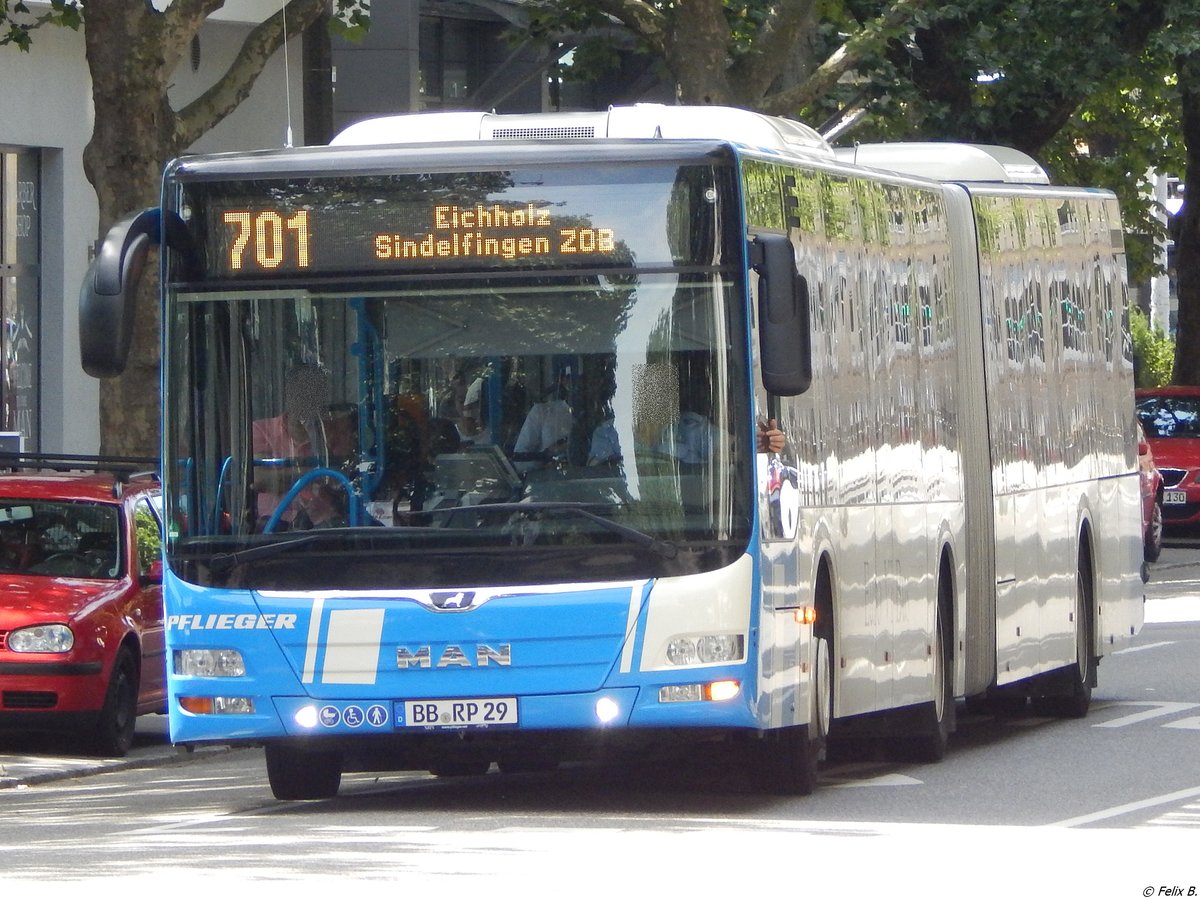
[1137,396,1200,439]
[0,500,122,579]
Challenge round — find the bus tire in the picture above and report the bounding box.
[265,743,343,800]
[754,630,830,796]
[894,598,953,762]
[1031,546,1094,719]
[91,647,138,757]
[429,755,491,777]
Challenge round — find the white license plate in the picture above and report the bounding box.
[401,697,518,728]
[1165,490,1188,505]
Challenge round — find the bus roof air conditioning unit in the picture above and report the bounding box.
[835,143,1051,184]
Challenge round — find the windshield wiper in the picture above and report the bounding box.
[423,501,678,559]
[204,504,677,572]
[207,534,326,575]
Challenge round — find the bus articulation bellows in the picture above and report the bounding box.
[80,104,1143,800]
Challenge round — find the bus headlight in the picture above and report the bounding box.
[174,649,246,677]
[8,624,74,653]
[666,634,744,666]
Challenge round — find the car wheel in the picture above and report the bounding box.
[1144,499,1163,563]
[91,647,138,757]
[265,743,342,800]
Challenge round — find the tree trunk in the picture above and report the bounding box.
[1175,59,1200,386]
[80,2,178,458]
[77,0,327,458]
[663,2,734,105]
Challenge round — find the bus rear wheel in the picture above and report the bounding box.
[265,743,343,800]
[1031,548,1094,719]
[893,600,953,762]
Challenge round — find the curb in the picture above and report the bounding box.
[0,743,247,790]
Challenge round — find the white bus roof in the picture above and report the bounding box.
[331,103,835,159]
[834,142,1051,184]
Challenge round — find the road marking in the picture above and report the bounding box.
[1112,641,1175,655]
[1090,701,1200,728]
[1164,716,1200,730]
[1050,784,1200,828]
[827,773,923,788]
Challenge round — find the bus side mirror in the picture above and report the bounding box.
[80,208,196,378]
[79,209,159,378]
[751,233,812,396]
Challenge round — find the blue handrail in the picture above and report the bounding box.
[262,467,359,534]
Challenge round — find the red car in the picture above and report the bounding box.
[1137,422,1164,563]
[1136,386,1200,531]
[0,454,164,756]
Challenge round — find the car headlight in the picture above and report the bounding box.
[8,624,75,653]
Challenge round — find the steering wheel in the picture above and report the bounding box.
[262,466,359,534]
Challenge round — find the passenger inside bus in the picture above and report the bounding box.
[251,363,345,530]
[512,363,574,471]
[382,389,466,517]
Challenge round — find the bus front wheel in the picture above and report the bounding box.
[265,743,343,800]
[753,631,830,796]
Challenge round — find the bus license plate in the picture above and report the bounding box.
[401,697,518,728]
[1165,490,1188,505]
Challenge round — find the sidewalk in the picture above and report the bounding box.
[0,714,238,789]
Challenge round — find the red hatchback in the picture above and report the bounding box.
[0,454,164,756]
[1136,386,1200,530]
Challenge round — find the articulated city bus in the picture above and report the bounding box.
[80,104,1143,800]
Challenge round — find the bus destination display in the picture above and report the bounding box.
[207,196,623,278]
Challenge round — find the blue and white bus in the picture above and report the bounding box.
[80,104,1144,799]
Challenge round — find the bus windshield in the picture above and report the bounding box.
[165,270,752,590]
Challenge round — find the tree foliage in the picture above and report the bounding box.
[1131,306,1176,388]
[0,0,80,49]
[526,0,1200,381]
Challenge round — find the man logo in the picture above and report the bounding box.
[396,644,512,669]
[430,591,476,610]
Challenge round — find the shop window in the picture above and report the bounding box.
[0,149,40,449]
